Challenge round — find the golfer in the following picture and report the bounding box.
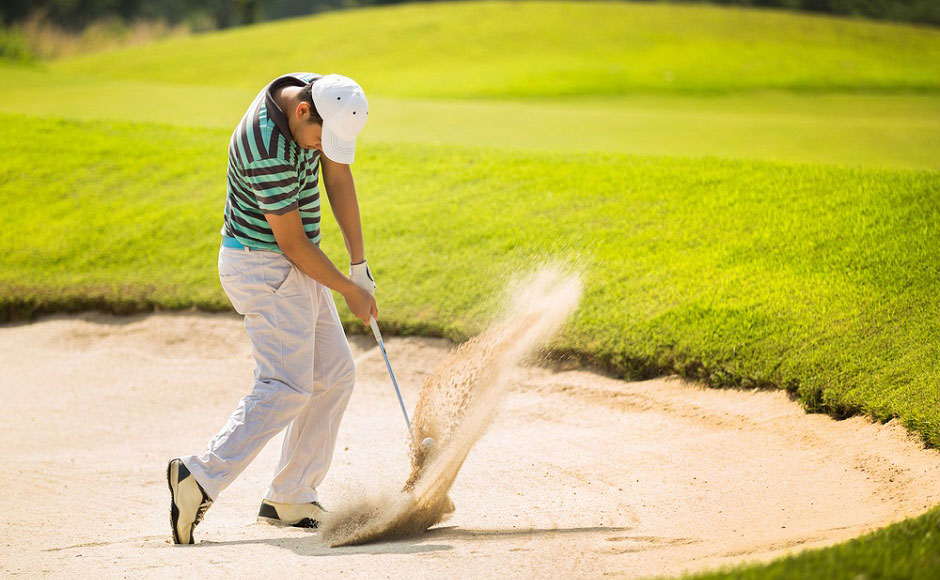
[167,72,378,544]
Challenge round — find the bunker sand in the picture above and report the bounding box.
[2,312,940,578]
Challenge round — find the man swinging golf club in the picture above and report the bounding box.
[167,72,377,544]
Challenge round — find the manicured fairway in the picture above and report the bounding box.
[2,1,940,169]
[51,1,940,96]
[2,64,938,170]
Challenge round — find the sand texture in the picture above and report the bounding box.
[3,310,940,578]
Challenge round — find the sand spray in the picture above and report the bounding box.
[321,265,582,546]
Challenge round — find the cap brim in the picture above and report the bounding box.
[322,122,356,164]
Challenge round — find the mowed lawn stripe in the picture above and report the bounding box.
[3,66,940,169]
[2,113,938,451]
[51,1,940,97]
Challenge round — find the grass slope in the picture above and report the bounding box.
[51,1,940,97]
[4,114,939,450]
[0,116,226,314]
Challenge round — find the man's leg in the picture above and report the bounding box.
[180,248,318,502]
[264,278,356,505]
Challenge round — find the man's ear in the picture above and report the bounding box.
[295,101,310,120]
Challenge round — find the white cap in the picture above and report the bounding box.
[311,74,369,164]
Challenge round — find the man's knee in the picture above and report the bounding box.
[336,351,356,389]
[320,349,356,394]
[253,377,314,407]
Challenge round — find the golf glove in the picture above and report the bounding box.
[350,260,375,295]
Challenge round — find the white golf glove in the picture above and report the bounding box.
[350,260,375,295]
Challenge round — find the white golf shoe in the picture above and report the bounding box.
[167,458,213,544]
[257,499,326,528]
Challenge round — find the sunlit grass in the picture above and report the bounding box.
[51,1,940,97]
[2,64,939,170]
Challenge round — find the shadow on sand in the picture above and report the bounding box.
[191,524,634,556]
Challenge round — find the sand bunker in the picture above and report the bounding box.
[3,303,940,577]
[320,267,582,546]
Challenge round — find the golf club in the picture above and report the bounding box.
[369,316,434,451]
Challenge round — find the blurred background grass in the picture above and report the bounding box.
[45,2,940,95]
[2,2,939,170]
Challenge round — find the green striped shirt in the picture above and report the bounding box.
[221,72,322,252]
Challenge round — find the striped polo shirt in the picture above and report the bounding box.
[220,72,323,252]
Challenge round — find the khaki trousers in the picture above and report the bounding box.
[181,244,355,503]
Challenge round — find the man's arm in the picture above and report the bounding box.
[265,209,377,324]
[321,155,365,264]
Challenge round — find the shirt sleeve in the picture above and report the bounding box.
[243,158,299,215]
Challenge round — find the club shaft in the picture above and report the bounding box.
[370,317,412,433]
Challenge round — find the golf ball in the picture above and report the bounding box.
[421,437,435,449]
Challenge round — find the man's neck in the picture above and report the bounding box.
[273,85,301,118]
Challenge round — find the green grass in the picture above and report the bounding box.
[4,1,939,171]
[49,1,940,97]
[2,63,939,170]
[4,113,939,447]
[0,116,225,315]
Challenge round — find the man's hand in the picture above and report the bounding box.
[350,260,375,295]
[265,209,375,326]
[344,284,378,325]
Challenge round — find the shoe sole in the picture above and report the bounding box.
[256,515,319,529]
[167,459,184,544]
